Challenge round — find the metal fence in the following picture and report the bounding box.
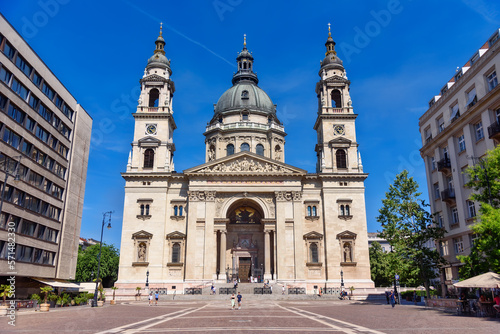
[219,288,236,295]
[288,288,306,294]
[184,288,202,295]
[253,288,272,294]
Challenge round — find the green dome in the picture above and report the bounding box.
[215,81,275,114]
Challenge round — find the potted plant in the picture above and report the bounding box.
[0,284,13,316]
[110,287,118,305]
[40,286,53,312]
[135,287,142,301]
[97,287,105,307]
[348,286,355,300]
[30,293,42,309]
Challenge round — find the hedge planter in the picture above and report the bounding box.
[40,303,50,312]
[97,301,104,307]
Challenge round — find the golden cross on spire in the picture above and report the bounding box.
[328,22,331,37]
[243,33,247,47]
[160,22,163,37]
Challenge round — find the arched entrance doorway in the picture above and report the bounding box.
[221,199,265,283]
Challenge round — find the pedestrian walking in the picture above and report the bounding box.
[155,291,159,305]
[282,285,286,295]
[237,292,242,310]
[230,293,236,310]
[390,290,396,308]
[148,292,153,306]
[385,291,390,304]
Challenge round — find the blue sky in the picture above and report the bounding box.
[2,0,500,249]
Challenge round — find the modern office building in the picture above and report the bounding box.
[419,28,500,289]
[116,25,374,293]
[0,14,92,292]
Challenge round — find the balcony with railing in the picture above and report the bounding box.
[205,121,285,133]
[441,188,456,204]
[488,121,500,141]
[437,158,451,174]
[138,106,171,113]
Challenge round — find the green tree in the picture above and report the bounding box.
[75,243,119,287]
[458,204,500,278]
[377,170,446,298]
[368,241,391,287]
[465,147,500,207]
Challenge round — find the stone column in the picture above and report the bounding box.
[264,230,271,280]
[219,230,227,282]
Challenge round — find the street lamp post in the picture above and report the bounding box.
[0,156,22,216]
[146,269,149,293]
[340,270,344,289]
[92,211,113,307]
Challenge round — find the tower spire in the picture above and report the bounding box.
[232,34,258,85]
[243,33,247,49]
[325,22,336,56]
[154,22,166,56]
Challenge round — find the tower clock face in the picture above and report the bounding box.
[334,125,345,136]
[146,124,157,135]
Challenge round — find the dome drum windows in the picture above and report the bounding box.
[256,144,264,156]
[227,144,234,156]
[240,142,250,152]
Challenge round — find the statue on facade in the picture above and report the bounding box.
[138,243,146,262]
[344,243,351,262]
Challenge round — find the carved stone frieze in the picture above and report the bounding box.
[187,191,215,201]
[205,191,216,201]
[198,157,294,174]
[275,191,302,202]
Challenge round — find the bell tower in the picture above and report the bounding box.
[128,24,176,173]
[314,24,362,174]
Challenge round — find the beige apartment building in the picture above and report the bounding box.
[116,26,374,293]
[419,28,500,289]
[0,14,92,293]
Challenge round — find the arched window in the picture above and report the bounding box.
[140,205,145,216]
[172,243,181,263]
[145,204,150,215]
[149,88,159,107]
[310,243,318,263]
[307,206,312,216]
[227,144,234,156]
[331,89,341,108]
[336,149,347,169]
[312,206,317,216]
[256,144,264,156]
[174,206,178,216]
[345,205,350,216]
[240,143,250,152]
[179,205,183,216]
[144,149,154,168]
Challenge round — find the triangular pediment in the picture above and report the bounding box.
[140,74,168,83]
[138,136,162,147]
[336,230,357,239]
[184,151,306,175]
[329,137,352,148]
[303,231,323,240]
[166,231,186,239]
[132,230,153,239]
[324,75,350,84]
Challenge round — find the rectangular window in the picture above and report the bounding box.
[11,78,29,100]
[458,135,465,152]
[51,184,63,199]
[466,88,477,108]
[461,166,469,185]
[439,241,446,256]
[62,103,73,120]
[0,67,12,84]
[55,96,63,109]
[58,144,68,158]
[16,245,34,263]
[8,104,25,124]
[54,163,66,178]
[454,237,464,254]
[28,170,44,188]
[59,123,70,139]
[3,41,16,60]
[15,56,32,77]
[443,146,449,160]
[487,71,498,91]
[24,194,40,212]
[437,117,445,133]
[20,220,37,237]
[28,94,40,110]
[45,228,57,243]
[0,92,7,110]
[42,250,54,265]
[2,127,21,149]
[469,233,479,247]
[42,82,55,101]
[436,213,444,228]
[38,103,52,122]
[450,103,460,122]
[451,207,459,225]
[433,183,440,200]
[431,157,436,171]
[32,71,42,87]
[35,125,49,143]
[21,141,32,155]
[25,117,35,132]
[467,200,476,218]
[37,225,46,239]
[475,122,484,141]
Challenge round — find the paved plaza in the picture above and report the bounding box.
[3,299,499,334]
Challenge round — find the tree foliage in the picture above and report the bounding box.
[376,170,446,297]
[75,243,119,287]
[369,241,391,287]
[458,147,500,279]
[465,147,500,207]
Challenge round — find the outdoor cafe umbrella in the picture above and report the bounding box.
[453,272,500,289]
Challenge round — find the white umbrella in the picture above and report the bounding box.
[453,272,500,289]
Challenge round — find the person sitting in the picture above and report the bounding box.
[494,294,500,313]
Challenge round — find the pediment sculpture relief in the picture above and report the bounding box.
[199,157,294,173]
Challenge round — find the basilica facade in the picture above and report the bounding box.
[116,26,374,292]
